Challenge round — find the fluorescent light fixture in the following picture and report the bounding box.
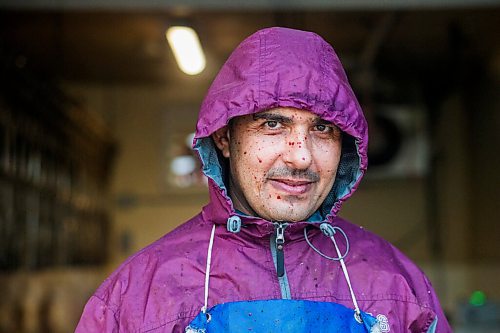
[166,26,206,75]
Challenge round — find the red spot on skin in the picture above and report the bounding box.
[277,195,281,199]
[302,158,305,160]
[258,158,262,163]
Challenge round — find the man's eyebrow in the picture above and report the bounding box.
[252,112,293,124]
[312,117,337,127]
[312,117,341,133]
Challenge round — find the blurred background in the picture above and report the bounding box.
[0,0,499,332]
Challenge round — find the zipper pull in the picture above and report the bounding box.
[275,223,287,278]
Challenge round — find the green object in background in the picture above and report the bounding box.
[469,290,487,307]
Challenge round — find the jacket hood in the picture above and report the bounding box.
[194,27,368,222]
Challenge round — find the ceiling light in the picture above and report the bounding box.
[166,26,206,75]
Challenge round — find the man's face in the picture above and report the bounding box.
[213,107,342,222]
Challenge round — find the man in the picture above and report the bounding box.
[76,27,451,332]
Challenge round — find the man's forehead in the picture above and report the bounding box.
[249,108,330,123]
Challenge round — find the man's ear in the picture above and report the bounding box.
[212,126,231,158]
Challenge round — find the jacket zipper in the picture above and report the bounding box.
[271,222,291,299]
[275,223,286,277]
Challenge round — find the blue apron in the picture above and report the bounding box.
[186,299,378,332]
[186,224,380,333]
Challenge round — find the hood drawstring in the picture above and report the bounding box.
[202,224,217,318]
[304,223,362,323]
[304,223,350,261]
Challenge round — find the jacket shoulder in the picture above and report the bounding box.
[334,217,438,307]
[81,212,209,332]
[333,217,451,332]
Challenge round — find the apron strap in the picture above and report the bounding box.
[329,231,361,320]
[202,224,217,313]
[202,223,362,322]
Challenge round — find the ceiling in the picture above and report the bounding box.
[0,7,498,88]
[1,0,498,10]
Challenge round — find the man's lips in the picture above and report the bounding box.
[268,178,314,195]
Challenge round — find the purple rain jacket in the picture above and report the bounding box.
[76,27,451,332]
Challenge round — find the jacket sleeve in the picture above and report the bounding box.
[75,296,119,333]
[430,290,452,332]
[423,276,452,333]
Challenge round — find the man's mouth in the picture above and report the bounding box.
[268,178,314,195]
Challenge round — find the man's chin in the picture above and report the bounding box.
[260,204,313,222]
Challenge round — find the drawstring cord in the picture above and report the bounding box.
[330,230,361,321]
[304,224,362,322]
[304,225,349,261]
[201,224,216,315]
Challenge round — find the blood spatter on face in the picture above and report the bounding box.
[225,107,342,222]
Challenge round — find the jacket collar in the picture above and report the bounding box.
[202,178,328,242]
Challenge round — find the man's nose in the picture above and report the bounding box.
[282,135,313,170]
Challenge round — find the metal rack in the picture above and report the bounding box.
[0,54,115,271]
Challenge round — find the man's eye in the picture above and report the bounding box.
[314,124,330,132]
[265,121,279,128]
